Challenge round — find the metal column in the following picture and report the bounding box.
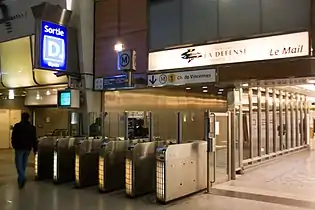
[300,96,304,146]
[265,88,270,154]
[238,88,243,167]
[291,94,296,148]
[285,92,289,149]
[279,91,284,151]
[177,112,183,144]
[248,88,254,158]
[257,88,262,156]
[124,111,129,142]
[296,94,300,147]
[148,112,154,142]
[272,89,277,153]
[227,111,232,181]
[231,109,236,180]
[305,99,310,145]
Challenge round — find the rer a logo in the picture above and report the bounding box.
[181,49,202,63]
[40,21,67,71]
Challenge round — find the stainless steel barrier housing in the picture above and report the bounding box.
[125,140,169,197]
[156,141,207,203]
[98,138,148,192]
[75,138,105,188]
[53,137,87,184]
[35,136,59,180]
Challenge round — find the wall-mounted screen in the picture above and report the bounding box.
[59,91,71,106]
[39,21,67,71]
[57,89,80,109]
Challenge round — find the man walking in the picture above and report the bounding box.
[11,112,37,189]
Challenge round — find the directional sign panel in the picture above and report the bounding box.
[117,50,136,71]
[147,69,216,87]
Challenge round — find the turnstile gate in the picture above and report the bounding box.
[155,141,207,203]
[125,141,169,197]
[75,138,104,188]
[98,139,148,192]
[53,137,87,184]
[35,136,59,180]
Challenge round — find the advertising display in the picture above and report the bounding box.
[39,20,67,71]
[148,32,309,71]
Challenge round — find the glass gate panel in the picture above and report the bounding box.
[213,112,230,184]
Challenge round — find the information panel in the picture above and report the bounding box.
[40,21,67,71]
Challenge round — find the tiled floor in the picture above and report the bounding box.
[0,149,311,210]
[213,150,315,209]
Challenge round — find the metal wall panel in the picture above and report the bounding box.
[103,88,227,140]
[218,0,260,38]
[149,0,310,50]
[149,0,181,50]
[261,0,310,33]
[181,0,218,44]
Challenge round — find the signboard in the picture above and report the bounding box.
[127,111,145,119]
[148,32,309,71]
[147,69,216,87]
[117,50,136,71]
[40,20,67,71]
[94,75,129,90]
[249,78,309,87]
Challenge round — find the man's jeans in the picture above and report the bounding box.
[15,150,30,184]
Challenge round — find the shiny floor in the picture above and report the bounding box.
[0,150,310,210]
[213,150,315,209]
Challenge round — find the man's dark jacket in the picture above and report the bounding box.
[11,121,37,151]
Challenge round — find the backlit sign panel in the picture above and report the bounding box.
[40,21,67,71]
[148,32,309,71]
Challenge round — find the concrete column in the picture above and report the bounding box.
[71,0,102,135]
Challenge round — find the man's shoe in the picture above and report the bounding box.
[18,179,25,189]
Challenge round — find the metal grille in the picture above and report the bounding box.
[98,157,104,190]
[53,151,58,181]
[34,153,38,176]
[125,158,133,196]
[156,160,165,201]
[75,155,80,184]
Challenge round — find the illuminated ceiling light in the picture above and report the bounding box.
[46,90,51,96]
[203,90,208,93]
[186,87,191,90]
[218,92,223,95]
[114,43,124,52]
[36,92,41,100]
[219,89,224,92]
[242,83,249,87]
[202,86,207,89]
[8,90,14,100]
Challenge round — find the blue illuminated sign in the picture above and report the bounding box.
[40,21,67,71]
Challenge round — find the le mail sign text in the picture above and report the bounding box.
[148,32,309,71]
[39,21,67,71]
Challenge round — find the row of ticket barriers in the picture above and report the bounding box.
[34,135,209,204]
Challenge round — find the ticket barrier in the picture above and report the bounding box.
[98,138,149,192]
[75,138,104,188]
[155,141,207,203]
[35,136,59,180]
[125,140,170,197]
[53,137,88,184]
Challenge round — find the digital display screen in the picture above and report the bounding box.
[40,21,67,71]
[59,91,71,107]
